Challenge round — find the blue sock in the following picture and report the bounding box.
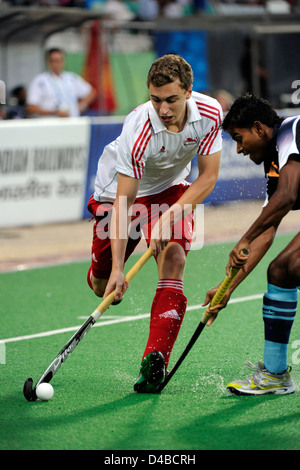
[263,284,298,374]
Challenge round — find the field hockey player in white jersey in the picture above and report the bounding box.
[87,54,223,393]
[203,93,300,396]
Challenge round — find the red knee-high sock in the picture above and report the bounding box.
[142,279,187,368]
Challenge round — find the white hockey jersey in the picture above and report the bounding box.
[94,91,223,201]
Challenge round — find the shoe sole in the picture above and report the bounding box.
[227,386,295,396]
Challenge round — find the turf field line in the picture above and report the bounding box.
[76,294,264,320]
[0,314,150,344]
[1,293,263,345]
[187,293,263,311]
[77,315,119,320]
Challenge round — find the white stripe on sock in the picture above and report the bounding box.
[157,279,183,292]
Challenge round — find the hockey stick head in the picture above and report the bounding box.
[23,378,37,401]
[23,369,54,401]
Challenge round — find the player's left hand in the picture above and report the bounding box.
[150,217,172,257]
[202,286,231,326]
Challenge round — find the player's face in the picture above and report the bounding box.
[48,52,65,76]
[149,79,192,132]
[230,123,271,165]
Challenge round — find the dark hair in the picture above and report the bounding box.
[11,85,25,98]
[147,54,193,91]
[45,48,65,60]
[222,93,282,132]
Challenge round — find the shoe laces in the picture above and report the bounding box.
[244,361,292,374]
[243,361,292,386]
[243,361,265,371]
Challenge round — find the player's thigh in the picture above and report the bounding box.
[89,198,141,276]
[137,184,194,251]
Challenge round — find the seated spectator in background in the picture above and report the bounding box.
[102,0,136,20]
[214,89,234,113]
[6,85,27,119]
[27,48,97,118]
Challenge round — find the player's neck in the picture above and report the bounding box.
[167,109,188,133]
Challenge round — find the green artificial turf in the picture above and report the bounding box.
[1,234,299,451]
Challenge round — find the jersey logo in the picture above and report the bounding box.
[268,161,279,177]
[184,137,198,146]
[159,145,166,153]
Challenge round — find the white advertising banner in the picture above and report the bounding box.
[0,118,90,228]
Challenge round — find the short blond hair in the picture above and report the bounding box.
[147,54,193,91]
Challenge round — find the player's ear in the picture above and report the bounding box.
[253,120,264,136]
[186,85,192,99]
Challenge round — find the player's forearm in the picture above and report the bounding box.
[228,226,277,294]
[183,174,217,208]
[27,104,65,117]
[110,198,131,271]
[241,193,294,244]
[162,173,218,228]
[110,235,128,271]
[78,89,97,113]
[110,174,140,270]
[27,104,51,116]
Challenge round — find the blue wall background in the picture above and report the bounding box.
[153,31,209,92]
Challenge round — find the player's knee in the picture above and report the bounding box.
[268,256,287,285]
[92,284,105,298]
[268,252,300,286]
[161,244,186,277]
[87,269,108,297]
[288,256,300,286]
[92,279,108,298]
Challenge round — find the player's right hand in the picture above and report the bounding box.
[103,269,129,302]
[226,243,250,277]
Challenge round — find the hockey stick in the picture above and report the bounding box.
[156,249,249,393]
[23,247,153,401]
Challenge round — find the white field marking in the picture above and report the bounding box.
[186,293,263,311]
[77,315,119,320]
[1,293,263,344]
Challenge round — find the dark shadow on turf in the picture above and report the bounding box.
[176,394,300,450]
